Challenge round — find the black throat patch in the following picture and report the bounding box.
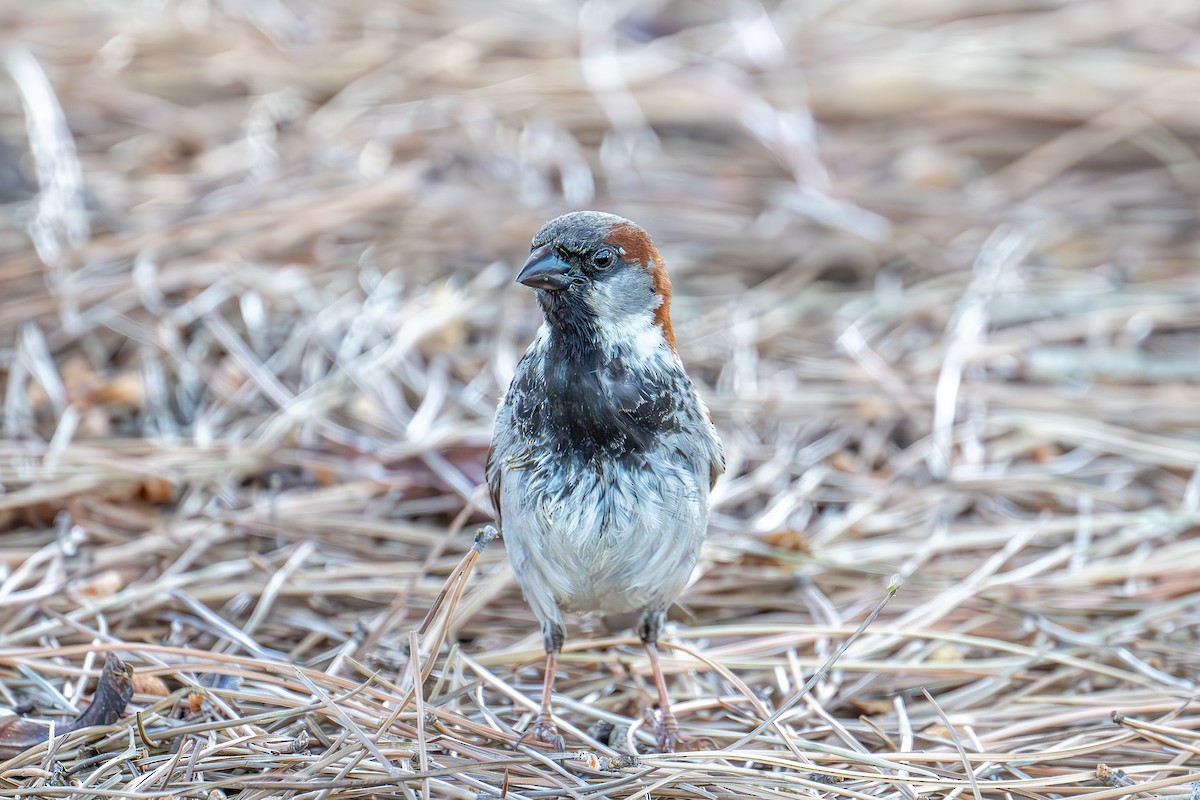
[512,331,683,465]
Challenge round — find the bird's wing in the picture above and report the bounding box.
[486,344,541,528]
[694,391,725,490]
[484,398,512,528]
[484,445,502,527]
[657,352,724,491]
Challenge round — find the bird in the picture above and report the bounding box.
[486,211,725,752]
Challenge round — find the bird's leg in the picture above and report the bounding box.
[642,637,687,752]
[522,622,566,750]
[639,610,710,753]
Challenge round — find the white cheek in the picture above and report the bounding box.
[588,277,670,359]
[632,322,667,360]
[586,279,623,320]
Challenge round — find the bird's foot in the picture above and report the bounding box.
[519,713,566,751]
[645,705,714,753]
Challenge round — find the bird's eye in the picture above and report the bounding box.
[591,247,615,270]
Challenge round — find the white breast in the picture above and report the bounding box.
[500,455,708,625]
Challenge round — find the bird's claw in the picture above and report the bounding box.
[519,713,566,751]
[645,705,713,753]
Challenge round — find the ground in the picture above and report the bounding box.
[1,1,1199,798]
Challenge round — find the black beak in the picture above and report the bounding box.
[516,244,573,291]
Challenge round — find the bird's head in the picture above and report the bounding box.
[517,211,675,349]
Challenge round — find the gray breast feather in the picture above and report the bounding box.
[498,443,709,627]
[491,414,716,623]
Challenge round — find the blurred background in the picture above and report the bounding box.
[2,0,1200,796]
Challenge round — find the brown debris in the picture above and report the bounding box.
[0,655,133,759]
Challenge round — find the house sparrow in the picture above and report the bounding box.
[487,211,725,752]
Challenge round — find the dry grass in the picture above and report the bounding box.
[2,0,1200,797]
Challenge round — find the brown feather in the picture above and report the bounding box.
[605,222,676,350]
